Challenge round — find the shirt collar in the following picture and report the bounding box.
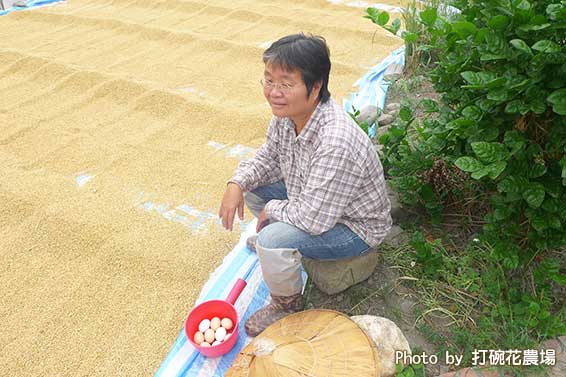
[281,99,328,143]
[297,100,325,144]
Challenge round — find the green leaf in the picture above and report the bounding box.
[378,11,390,26]
[455,157,483,172]
[461,71,505,90]
[508,78,530,90]
[421,99,438,113]
[547,215,562,230]
[532,215,547,232]
[420,8,437,27]
[547,89,566,115]
[560,157,566,179]
[532,40,561,53]
[477,98,495,112]
[494,207,512,220]
[504,131,526,155]
[515,0,532,11]
[471,167,491,180]
[399,106,413,121]
[488,161,507,179]
[530,100,547,114]
[471,142,509,164]
[510,39,533,55]
[523,182,545,208]
[461,71,487,85]
[481,53,507,61]
[390,19,401,35]
[425,135,446,152]
[402,31,418,43]
[453,21,477,37]
[498,175,528,194]
[518,23,551,31]
[487,88,509,102]
[505,100,530,115]
[547,3,566,21]
[384,23,398,35]
[462,105,482,120]
[541,178,563,198]
[364,8,380,23]
[446,118,474,130]
[481,127,500,141]
[528,301,540,315]
[474,28,489,44]
[488,15,510,30]
[528,163,546,179]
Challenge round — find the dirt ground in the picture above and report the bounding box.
[0,0,402,375]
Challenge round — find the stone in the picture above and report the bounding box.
[386,180,411,224]
[356,105,380,126]
[377,113,395,127]
[383,63,404,82]
[377,124,390,138]
[382,225,406,249]
[385,102,401,114]
[538,336,566,377]
[351,315,411,377]
[302,249,380,295]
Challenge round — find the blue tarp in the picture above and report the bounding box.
[344,45,406,137]
[0,0,65,16]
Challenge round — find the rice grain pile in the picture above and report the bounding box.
[0,0,402,375]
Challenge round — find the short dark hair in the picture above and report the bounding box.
[263,33,331,103]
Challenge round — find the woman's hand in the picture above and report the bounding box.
[218,183,244,231]
[256,209,270,233]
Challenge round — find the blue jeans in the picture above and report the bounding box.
[244,180,371,261]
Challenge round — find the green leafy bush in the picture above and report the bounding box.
[368,0,566,255]
[366,0,566,355]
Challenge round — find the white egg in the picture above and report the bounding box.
[221,317,233,330]
[193,331,204,345]
[204,328,216,343]
[212,340,221,346]
[215,326,227,342]
[224,332,232,341]
[210,317,221,330]
[198,319,211,333]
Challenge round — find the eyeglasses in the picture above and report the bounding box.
[260,79,302,92]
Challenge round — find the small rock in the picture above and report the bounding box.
[383,63,404,82]
[356,105,380,126]
[385,102,401,114]
[377,124,390,138]
[538,336,566,377]
[386,181,411,225]
[14,0,27,6]
[377,113,395,127]
[351,315,411,377]
[383,225,410,249]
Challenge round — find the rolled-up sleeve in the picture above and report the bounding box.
[228,118,282,192]
[264,147,364,235]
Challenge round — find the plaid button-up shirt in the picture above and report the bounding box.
[229,98,391,247]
